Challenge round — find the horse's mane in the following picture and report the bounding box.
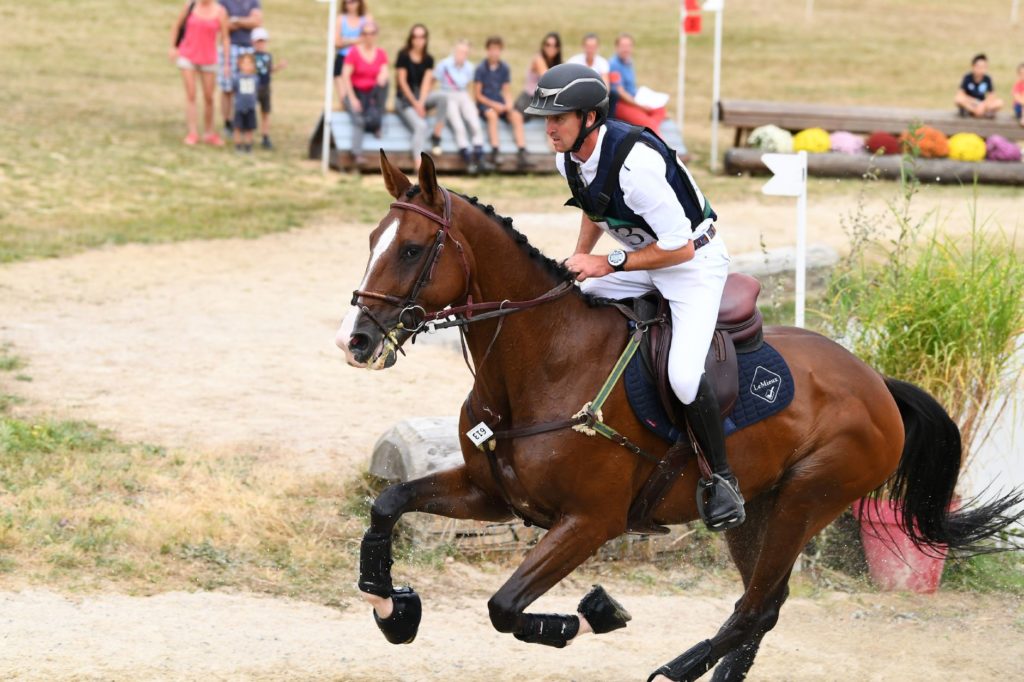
[403,186,599,305]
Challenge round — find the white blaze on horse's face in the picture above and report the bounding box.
[336,218,401,369]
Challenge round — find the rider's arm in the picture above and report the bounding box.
[574,214,603,255]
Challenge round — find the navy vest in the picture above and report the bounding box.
[564,120,715,248]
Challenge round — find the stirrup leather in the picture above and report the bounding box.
[696,473,746,531]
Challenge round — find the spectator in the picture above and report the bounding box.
[395,23,447,170]
[170,0,230,146]
[218,0,263,139]
[338,20,388,167]
[250,27,286,150]
[233,53,259,153]
[437,39,486,174]
[955,53,1003,118]
[567,33,610,86]
[474,36,530,170]
[334,0,372,109]
[608,33,666,134]
[514,32,562,118]
[1012,62,1024,126]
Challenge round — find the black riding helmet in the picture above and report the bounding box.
[524,63,609,152]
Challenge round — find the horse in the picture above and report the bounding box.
[336,151,1023,681]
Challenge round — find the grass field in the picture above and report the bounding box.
[2,0,1022,261]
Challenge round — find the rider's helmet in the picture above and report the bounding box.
[523,63,609,152]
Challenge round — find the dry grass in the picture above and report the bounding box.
[2,0,1022,262]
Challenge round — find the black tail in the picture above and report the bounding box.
[877,377,1024,554]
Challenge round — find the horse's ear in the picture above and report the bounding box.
[417,153,441,207]
[380,151,411,199]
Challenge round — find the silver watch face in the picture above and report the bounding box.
[608,250,627,267]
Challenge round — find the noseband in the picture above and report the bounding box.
[349,186,575,357]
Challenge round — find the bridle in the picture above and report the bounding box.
[350,186,575,361]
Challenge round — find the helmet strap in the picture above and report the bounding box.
[570,110,604,153]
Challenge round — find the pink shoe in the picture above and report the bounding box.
[183,132,200,145]
[202,133,225,147]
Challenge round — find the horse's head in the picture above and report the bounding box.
[337,152,470,369]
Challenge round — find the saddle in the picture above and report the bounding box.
[633,272,764,423]
[623,272,764,534]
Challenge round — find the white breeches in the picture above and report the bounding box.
[444,91,484,149]
[581,236,730,405]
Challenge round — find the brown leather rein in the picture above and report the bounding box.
[350,187,576,351]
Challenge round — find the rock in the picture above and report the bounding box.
[370,417,463,482]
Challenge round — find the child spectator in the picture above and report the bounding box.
[170,0,230,146]
[233,52,259,152]
[1013,62,1024,126]
[437,39,485,174]
[338,20,389,168]
[250,27,286,150]
[955,53,1003,118]
[609,33,666,134]
[218,0,263,139]
[514,32,562,118]
[474,36,530,170]
[395,23,447,170]
[567,33,609,86]
[333,0,372,110]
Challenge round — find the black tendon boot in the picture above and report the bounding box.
[684,375,745,531]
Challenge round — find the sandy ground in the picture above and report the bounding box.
[1,194,1023,680]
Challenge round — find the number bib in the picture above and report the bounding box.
[592,215,658,250]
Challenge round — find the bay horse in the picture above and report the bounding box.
[337,152,1022,681]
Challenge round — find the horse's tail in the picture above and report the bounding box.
[877,377,1024,554]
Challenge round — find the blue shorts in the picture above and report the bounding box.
[218,44,254,92]
[1015,102,1023,120]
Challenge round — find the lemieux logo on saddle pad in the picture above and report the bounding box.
[750,366,782,403]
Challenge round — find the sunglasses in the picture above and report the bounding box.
[411,33,427,39]
[544,41,558,47]
[363,30,378,35]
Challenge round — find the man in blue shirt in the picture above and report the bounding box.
[955,53,1003,118]
[218,0,263,137]
[474,36,530,170]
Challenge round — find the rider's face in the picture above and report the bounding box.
[546,112,582,153]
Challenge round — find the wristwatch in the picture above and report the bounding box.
[607,249,628,272]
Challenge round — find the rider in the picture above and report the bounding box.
[524,63,745,531]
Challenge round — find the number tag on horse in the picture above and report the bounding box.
[466,422,494,447]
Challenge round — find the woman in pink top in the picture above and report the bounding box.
[338,20,389,167]
[170,0,230,146]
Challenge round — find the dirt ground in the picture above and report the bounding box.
[1,195,1023,680]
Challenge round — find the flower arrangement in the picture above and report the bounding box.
[793,127,831,153]
[748,124,793,153]
[865,131,901,155]
[984,135,1022,162]
[830,131,866,155]
[899,126,949,158]
[948,133,986,162]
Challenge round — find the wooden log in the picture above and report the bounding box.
[724,148,1024,186]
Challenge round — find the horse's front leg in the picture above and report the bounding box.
[487,515,632,648]
[358,465,511,644]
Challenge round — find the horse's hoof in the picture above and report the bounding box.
[578,584,632,634]
[373,586,422,644]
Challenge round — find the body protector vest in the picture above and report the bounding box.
[564,120,715,250]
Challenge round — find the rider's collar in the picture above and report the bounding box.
[569,124,607,178]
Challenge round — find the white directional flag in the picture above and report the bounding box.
[761,152,806,197]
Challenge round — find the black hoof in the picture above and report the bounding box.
[578,584,632,634]
[372,586,422,644]
[649,639,714,682]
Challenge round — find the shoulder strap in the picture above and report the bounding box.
[594,125,643,216]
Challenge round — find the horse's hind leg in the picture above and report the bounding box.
[358,465,510,644]
[651,456,864,682]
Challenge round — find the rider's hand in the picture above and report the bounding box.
[564,253,613,282]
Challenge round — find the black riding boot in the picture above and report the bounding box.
[684,375,746,532]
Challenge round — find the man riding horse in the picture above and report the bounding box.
[524,63,744,531]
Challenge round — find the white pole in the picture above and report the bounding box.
[709,0,723,173]
[677,11,687,139]
[321,0,338,174]
[795,150,808,328]
[806,0,814,21]
[1013,0,1020,24]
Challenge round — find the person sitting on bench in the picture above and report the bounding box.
[955,53,1004,118]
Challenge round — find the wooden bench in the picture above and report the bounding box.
[308,112,687,174]
[724,148,1024,187]
[720,99,1024,148]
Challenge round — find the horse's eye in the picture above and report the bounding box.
[401,245,423,261]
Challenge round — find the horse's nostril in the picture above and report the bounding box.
[349,333,371,352]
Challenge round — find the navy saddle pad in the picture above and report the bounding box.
[624,341,794,442]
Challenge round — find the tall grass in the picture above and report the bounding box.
[817,160,1024,462]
